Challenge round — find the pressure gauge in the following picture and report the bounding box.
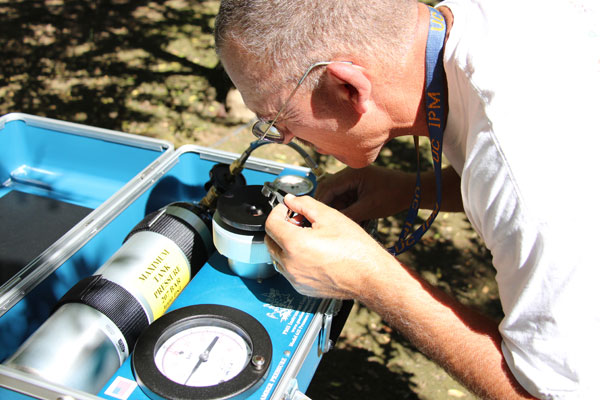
[272,175,314,196]
[154,323,251,387]
[133,305,272,400]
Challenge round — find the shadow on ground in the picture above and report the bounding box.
[0,0,233,146]
[307,345,420,400]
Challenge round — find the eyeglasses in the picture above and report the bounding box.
[251,60,353,143]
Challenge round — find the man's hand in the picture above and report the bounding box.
[264,194,533,400]
[316,165,464,219]
[264,194,394,299]
[315,165,416,223]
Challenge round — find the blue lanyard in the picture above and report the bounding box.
[389,6,446,255]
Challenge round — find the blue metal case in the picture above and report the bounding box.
[0,114,334,400]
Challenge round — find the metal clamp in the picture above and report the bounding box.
[261,181,296,221]
[318,299,342,356]
[284,378,312,400]
[261,181,286,208]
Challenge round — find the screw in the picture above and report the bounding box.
[252,355,265,370]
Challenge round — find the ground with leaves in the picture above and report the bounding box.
[1,1,499,399]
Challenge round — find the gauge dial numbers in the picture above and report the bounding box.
[155,324,251,387]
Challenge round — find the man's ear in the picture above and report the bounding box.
[326,62,372,114]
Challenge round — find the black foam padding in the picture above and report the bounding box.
[0,190,92,287]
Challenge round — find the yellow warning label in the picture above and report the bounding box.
[133,245,190,320]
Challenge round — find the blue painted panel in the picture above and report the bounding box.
[0,118,166,209]
[0,387,32,400]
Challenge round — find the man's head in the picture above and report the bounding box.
[215,0,421,167]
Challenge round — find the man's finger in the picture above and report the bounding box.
[282,194,330,225]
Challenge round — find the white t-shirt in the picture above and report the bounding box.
[437,0,600,398]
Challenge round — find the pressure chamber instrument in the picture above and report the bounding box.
[5,202,214,393]
[1,137,326,398]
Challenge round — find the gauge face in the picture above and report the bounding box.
[133,304,272,400]
[155,323,252,387]
[273,175,314,196]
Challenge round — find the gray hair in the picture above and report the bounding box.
[215,0,418,91]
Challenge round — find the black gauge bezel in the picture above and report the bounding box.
[133,304,272,400]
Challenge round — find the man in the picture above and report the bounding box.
[214,0,600,398]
